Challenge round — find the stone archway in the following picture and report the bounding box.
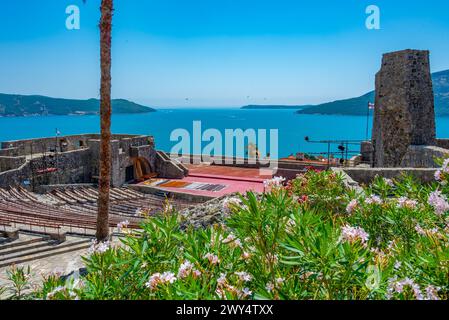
[132,157,154,180]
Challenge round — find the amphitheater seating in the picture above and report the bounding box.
[0,186,195,234]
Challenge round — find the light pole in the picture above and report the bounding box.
[55,128,61,185]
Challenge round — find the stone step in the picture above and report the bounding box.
[0,240,57,257]
[0,239,91,268]
[0,236,50,252]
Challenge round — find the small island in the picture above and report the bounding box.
[0,93,156,117]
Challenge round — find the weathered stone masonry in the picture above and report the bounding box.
[372,49,437,167]
[0,134,186,189]
[359,49,449,169]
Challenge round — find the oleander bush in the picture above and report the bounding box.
[4,160,449,300]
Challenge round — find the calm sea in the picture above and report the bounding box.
[1,109,449,158]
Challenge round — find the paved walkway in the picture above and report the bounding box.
[0,235,122,298]
[0,237,88,290]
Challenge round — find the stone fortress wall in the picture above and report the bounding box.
[0,133,186,189]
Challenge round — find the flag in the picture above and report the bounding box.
[56,129,61,136]
[368,102,375,110]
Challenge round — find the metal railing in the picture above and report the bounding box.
[303,137,372,169]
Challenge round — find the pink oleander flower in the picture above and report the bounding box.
[161,272,177,284]
[276,277,285,285]
[192,270,202,278]
[435,170,442,182]
[365,194,383,205]
[222,233,236,243]
[263,176,286,190]
[145,273,162,290]
[428,190,449,216]
[178,261,202,279]
[232,238,242,248]
[163,203,174,213]
[346,199,359,214]
[239,288,252,298]
[222,198,242,214]
[204,253,220,265]
[435,158,449,183]
[241,251,251,260]
[217,273,227,286]
[145,272,177,290]
[387,277,423,300]
[425,285,441,301]
[235,271,252,282]
[415,224,426,236]
[397,197,418,210]
[384,178,395,187]
[215,287,225,299]
[222,233,243,248]
[340,225,369,245]
[88,240,111,255]
[265,278,284,293]
[177,261,194,279]
[117,220,130,233]
[415,224,439,237]
[370,247,387,259]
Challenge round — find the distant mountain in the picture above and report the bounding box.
[296,69,449,116]
[0,93,156,116]
[296,91,376,115]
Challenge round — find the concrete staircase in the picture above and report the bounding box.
[0,233,92,268]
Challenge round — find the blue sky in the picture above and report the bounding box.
[1,0,449,107]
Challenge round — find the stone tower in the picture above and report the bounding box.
[372,49,436,167]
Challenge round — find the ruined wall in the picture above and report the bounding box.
[0,149,91,188]
[0,161,31,188]
[372,50,436,167]
[1,134,99,156]
[400,145,449,168]
[0,134,152,157]
[0,134,159,188]
[87,135,156,187]
[0,148,20,157]
[0,156,26,172]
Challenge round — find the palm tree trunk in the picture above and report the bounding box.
[97,0,114,242]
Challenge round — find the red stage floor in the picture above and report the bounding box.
[140,165,274,197]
